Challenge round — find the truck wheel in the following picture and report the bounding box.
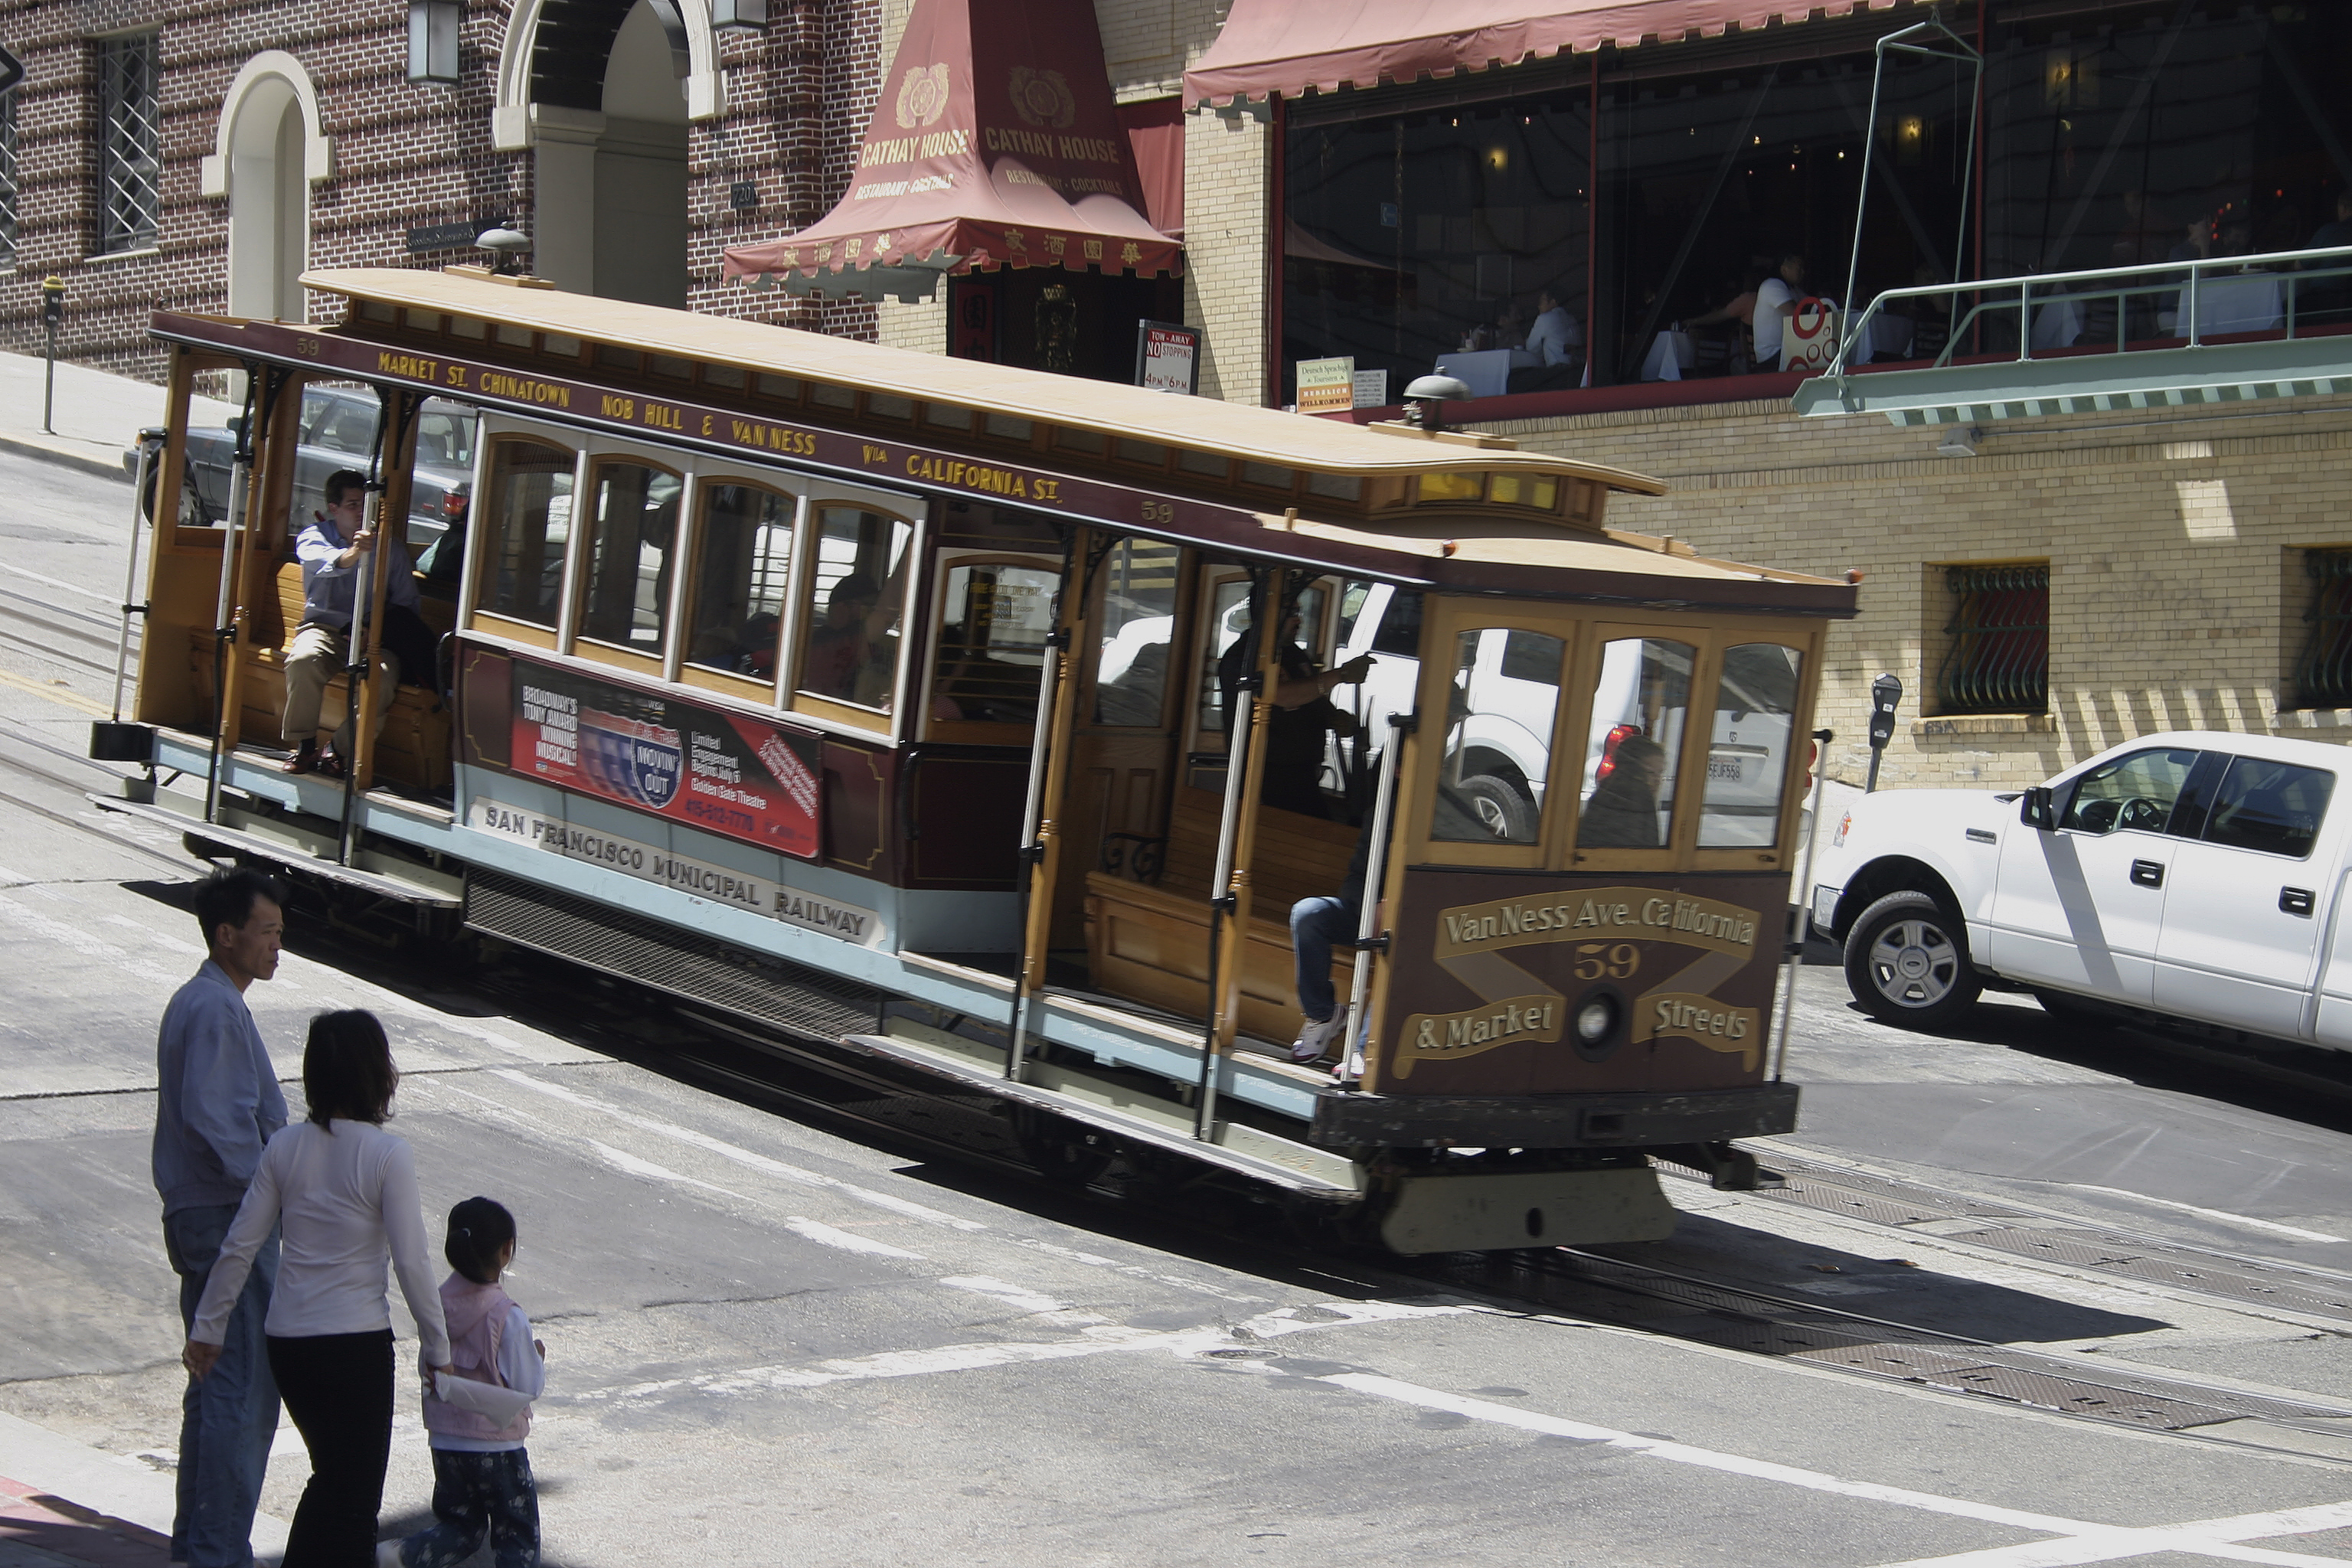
[1458,773,1537,840]
[1844,890,1982,1029]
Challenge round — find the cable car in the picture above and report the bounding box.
[95,266,1856,1253]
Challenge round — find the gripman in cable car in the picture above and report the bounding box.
[95,259,1854,1255]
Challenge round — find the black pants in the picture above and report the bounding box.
[267,1329,394,1567]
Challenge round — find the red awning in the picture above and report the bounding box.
[724,0,1180,285]
[1184,0,1914,109]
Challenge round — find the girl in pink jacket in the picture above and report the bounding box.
[380,1197,544,1568]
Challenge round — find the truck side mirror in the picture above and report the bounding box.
[2020,786,2056,831]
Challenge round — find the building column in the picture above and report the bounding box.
[530,105,606,296]
[1183,108,1270,407]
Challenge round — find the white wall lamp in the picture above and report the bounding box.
[1935,424,1984,458]
[408,0,462,83]
[711,0,768,31]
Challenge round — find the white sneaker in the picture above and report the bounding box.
[1290,1008,1348,1063]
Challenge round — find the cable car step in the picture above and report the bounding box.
[838,1031,1364,1197]
[84,788,461,908]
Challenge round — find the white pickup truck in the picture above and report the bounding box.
[1808,731,2350,1044]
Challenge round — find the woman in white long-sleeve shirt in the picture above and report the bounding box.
[188,1011,452,1566]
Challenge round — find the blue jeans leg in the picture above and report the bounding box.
[165,1204,281,1568]
[1290,895,1359,1023]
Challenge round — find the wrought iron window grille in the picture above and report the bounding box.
[0,91,18,267]
[2293,550,2352,710]
[97,35,162,255]
[1937,563,2049,715]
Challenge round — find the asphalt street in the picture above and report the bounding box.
[9,445,2352,1566]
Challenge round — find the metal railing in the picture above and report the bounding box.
[1824,244,2352,381]
[1938,564,2048,716]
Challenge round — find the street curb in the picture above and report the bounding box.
[0,430,129,482]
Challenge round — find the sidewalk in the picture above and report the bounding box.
[0,1412,289,1566]
[0,350,237,482]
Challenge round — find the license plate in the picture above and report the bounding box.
[1707,756,1746,781]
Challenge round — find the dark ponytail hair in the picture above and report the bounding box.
[446,1196,517,1285]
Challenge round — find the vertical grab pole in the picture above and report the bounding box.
[1774,727,1834,1083]
[113,435,158,721]
[203,374,261,825]
[1007,527,1088,1083]
[1337,712,1411,1090]
[1196,570,1281,1141]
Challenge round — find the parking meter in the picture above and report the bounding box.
[1864,673,1902,792]
[40,276,64,434]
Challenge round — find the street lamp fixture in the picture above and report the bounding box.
[408,0,462,83]
[711,0,768,31]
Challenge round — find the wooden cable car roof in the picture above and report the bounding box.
[299,268,1667,493]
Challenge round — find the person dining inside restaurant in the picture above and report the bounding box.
[1524,286,1583,367]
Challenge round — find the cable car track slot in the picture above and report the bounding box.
[1697,1156,2352,1328]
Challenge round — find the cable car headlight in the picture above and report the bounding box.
[1575,994,1619,1046]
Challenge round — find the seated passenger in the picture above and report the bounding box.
[1576,734,1668,848]
[281,469,423,777]
[802,573,893,708]
[1289,825,1373,1066]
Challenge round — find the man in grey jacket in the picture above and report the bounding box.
[156,867,289,1567]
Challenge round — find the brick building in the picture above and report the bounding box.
[0,0,894,377]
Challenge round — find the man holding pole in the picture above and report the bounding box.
[280,469,419,776]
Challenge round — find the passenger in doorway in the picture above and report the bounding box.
[1217,608,1374,818]
[155,867,289,1568]
[1289,828,1373,1065]
[802,573,895,709]
[1576,734,1670,848]
[283,469,423,778]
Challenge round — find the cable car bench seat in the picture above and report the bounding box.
[1083,786,1360,1047]
[185,559,454,791]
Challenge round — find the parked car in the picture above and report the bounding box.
[129,387,475,554]
[1809,730,2348,1045]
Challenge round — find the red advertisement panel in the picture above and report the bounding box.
[505,657,822,861]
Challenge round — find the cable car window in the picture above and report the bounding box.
[796,506,910,714]
[2201,757,2334,859]
[2060,748,2198,835]
[685,482,794,681]
[1578,638,1694,850]
[1430,627,1561,844]
[1370,590,1424,658]
[479,437,575,629]
[1698,644,1803,848]
[1095,538,1179,727]
[580,460,680,655]
[931,560,1055,727]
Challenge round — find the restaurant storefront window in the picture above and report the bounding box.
[1276,2,2352,405]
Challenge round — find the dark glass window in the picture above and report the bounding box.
[1279,4,2352,398]
[2203,757,2334,860]
[480,439,575,629]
